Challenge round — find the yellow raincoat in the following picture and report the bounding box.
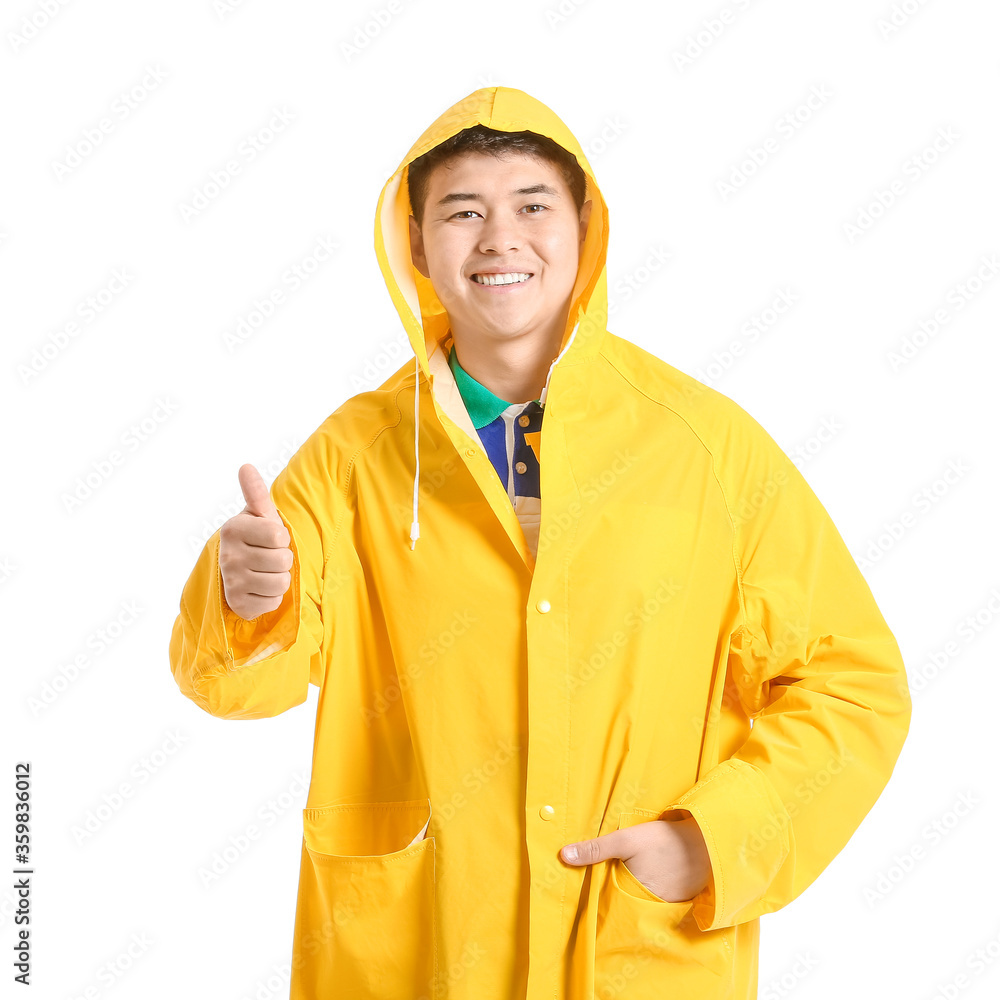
[169,86,912,999]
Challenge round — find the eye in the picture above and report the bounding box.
[449,205,548,219]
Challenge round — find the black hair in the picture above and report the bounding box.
[407,124,587,229]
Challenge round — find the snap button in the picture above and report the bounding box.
[515,461,527,474]
[518,414,530,427]
[465,448,476,457]
[539,804,555,821]
[536,600,551,613]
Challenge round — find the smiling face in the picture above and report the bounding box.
[409,150,591,353]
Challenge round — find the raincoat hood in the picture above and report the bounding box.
[373,86,609,549]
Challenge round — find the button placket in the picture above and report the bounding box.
[513,402,539,483]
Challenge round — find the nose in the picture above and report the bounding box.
[479,213,520,255]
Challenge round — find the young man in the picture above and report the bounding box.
[170,87,912,1000]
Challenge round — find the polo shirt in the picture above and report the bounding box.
[448,343,544,559]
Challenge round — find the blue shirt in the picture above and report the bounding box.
[448,343,544,556]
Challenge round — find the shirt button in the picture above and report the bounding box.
[515,461,527,474]
[539,804,555,821]
[518,415,530,427]
[536,600,551,613]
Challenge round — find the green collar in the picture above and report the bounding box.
[448,343,539,429]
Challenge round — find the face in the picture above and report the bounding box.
[409,151,592,349]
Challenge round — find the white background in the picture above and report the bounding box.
[3,1,999,998]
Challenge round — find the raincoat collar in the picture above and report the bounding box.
[373,86,610,550]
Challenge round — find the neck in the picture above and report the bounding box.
[448,312,569,404]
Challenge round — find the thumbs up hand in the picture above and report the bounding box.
[219,464,294,620]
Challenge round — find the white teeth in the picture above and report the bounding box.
[472,272,532,285]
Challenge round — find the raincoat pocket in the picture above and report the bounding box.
[593,809,732,996]
[291,799,436,999]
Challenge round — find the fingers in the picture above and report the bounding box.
[230,511,291,550]
[237,540,294,574]
[237,568,293,599]
[229,592,284,619]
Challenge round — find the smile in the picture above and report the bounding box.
[470,272,534,286]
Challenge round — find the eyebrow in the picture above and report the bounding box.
[434,184,561,209]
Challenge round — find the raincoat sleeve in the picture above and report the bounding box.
[169,427,339,720]
[660,411,912,931]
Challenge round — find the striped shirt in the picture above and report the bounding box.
[448,344,544,559]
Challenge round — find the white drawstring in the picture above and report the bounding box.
[409,351,421,550]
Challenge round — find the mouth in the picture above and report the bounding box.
[469,271,534,289]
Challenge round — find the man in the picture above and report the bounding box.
[170,86,912,1000]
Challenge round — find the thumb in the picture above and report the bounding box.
[561,830,624,866]
[238,463,280,521]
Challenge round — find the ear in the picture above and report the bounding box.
[409,215,429,279]
[578,200,593,248]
